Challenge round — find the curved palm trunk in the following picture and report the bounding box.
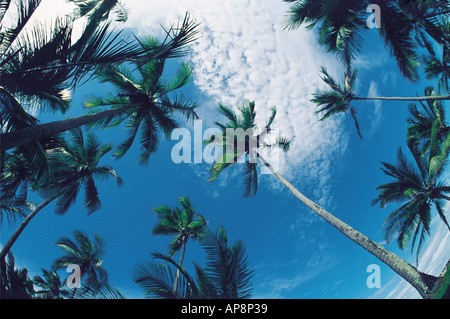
[258,155,438,299]
[0,187,67,262]
[352,95,450,102]
[173,239,187,295]
[0,104,133,152]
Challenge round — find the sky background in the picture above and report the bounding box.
[1,0,450,299]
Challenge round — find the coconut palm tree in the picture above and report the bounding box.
[133,225,253,299]
[0,12,199,152]
[283,0,450,82]
[406,87,449,157]
[83,54,198,164]
[1,252,35,299]
[312,66,450,138]
[0,128,123,262]
[152,196,207,294]
[205,100,440,298]
[52,230,108,297]
[33,269,71,299]
[373,97,450,263]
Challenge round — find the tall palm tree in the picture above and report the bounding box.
[205,100,440,298]
[52,230,108,297]
[283,0,450,82]
[83,54,198,164]
[373,94,450,263]
[133,226,253,299]
[0,128,123,262]
[312,67,450,138]
[33,269,71,299]
[152,196,207,294]
[0,12,199,152]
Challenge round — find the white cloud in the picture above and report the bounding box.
[122,0,348,206]
[366,81,383,138]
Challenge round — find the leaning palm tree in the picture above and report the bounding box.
[33,269,71,299]
[133,226,253,299]
[52,230,108,297]
[205,100,440,298]
[152,196,207,294]
[0,12,199,152]
[0,128,123,262]
[312,67,450,138]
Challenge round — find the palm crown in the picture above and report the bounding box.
[134,226,253,299]
[373,97,450,260]
[205,101,291,197]
[84,50,198,164]
[52,230,108,292]
[44,128,123,215]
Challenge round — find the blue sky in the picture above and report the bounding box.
[1,0,450,299]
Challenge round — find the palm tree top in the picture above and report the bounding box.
[205,101,291,197]
[152,196,207,257]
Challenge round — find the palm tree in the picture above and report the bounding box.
[373,95,450,263]
[152,196,207,294]
[406,87,449,157]
[83,54,198,164]
[1,252,35,299]
[33,269,71,299]
[283,0,450,82]
[133,225,253,299]
[52,230,108,297]
[0,128,123,262]
[0,12,199,152]
[205,100,440,298]
[312,67,450,138]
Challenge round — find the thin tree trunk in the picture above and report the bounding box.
[0,104,133,152]
[0,187,67,262]
[173,239,187,295]
[258,154,438,299]
[352,95,450,102]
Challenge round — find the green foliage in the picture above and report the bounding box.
[373,91,450,262]
[52,230,108,292]
[133,226,253,299]
[206,101,291,197]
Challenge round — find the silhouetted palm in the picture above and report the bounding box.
[84,53,198,164]
[312,67,450,138]
[0,12,199,152]
[0,128,122,262]
[284,0,450,81]
[373,93,450,262]
[33,269,71,299]
[152,196,207,294]
[52,230,108,296]
[133,226,253,299]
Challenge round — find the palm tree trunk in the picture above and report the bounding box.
[0,104,133,152]
[173,239,187,295]
[258,154,438,299]
[352,95,450,102]
[0,187,67,262]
